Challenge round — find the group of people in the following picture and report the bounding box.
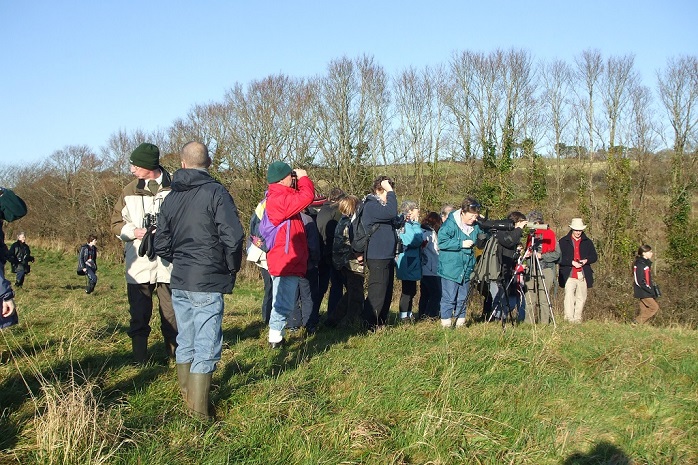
[0,142,661,422]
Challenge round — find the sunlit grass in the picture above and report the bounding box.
[0,247,696,464]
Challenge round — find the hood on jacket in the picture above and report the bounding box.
[171,168,217,192]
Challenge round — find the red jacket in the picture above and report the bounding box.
[265,176,315,277]
[525,228,557,254]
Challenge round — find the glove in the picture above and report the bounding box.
[138,226,156,260]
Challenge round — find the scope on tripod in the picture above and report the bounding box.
[476,218,515,231]
[527,222,548,230]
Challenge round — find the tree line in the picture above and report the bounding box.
[1,48,696,322]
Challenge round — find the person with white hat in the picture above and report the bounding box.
[558,218,598,322]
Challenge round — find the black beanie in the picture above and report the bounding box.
[129,143,160,170]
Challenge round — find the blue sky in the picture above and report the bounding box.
[1,0,696,165]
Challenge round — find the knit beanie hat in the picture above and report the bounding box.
[129,143,160,170]
[267,161,293,184]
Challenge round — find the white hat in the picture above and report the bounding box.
[569,218,587,230]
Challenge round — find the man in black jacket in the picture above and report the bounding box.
[155,141,245,420]
[558,218,598,323]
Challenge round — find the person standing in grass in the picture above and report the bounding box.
[437,198,483,328]
[418,212,442,320]
[558,217,598,323]
[360,176,399,331]
[8,232,34,288]
[395,200,423,322]
[111,142,179,363]
[315,187,346,324]
[287,208,322,334]
[77,234,98,294]
[155,141,245,420]
[633,244,660,325]
[264,162,315,349]
[1,264,17,329]
[328,195,365,327]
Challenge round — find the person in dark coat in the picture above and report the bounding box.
[77,234,98,294]
[360,176,398,330]
[155,141,245,420]
[1,261,17,328]
[633,244,659,324]
[558,218,598,323]
[9,232,34,287]
[315,188,345,323]
[288,209,322,333]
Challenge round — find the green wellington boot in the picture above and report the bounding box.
[176,363,191,402]
[187,372,213,421]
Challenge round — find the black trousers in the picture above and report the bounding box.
[260,267,273,325]
[363,258,394,327]
[399,280,417,316]
[126,282,178,346]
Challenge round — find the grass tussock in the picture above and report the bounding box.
[30,371,131,465]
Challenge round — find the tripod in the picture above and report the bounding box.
[524,232,556,327]
[486,249,524,330]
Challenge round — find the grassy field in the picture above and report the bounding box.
[0,247,696,464]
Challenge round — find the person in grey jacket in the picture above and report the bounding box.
[155,141,245,420]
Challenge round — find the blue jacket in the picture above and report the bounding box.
[437,209,482,284]
[362,192,398,260]
[396,220,424,281]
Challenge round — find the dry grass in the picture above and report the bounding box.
[30,371,131,465]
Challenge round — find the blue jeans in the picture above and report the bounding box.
[440,278,470,320]
[288,267,320,331]
[270,276,300,333]
[171,289,223,374]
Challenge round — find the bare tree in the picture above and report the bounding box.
[573,49,605,227]
[392,65,447,208]
[100,128,160,176]
[657,56,698,176]
[657,55,698,267]
[627,84,660,211]
[444,50,477,163]
[541,59,574,223]
[601,54,639,149]
[168,101,236,172]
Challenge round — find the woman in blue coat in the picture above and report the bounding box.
[437,198,483,328]
[396,200,424,322]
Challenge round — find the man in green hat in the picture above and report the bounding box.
[110,142,178,363]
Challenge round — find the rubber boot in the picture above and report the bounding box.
[176,363,191,402]
[188,372,213,421]
[131,336,148,364]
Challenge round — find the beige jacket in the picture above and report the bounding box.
[110,171,173,284]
